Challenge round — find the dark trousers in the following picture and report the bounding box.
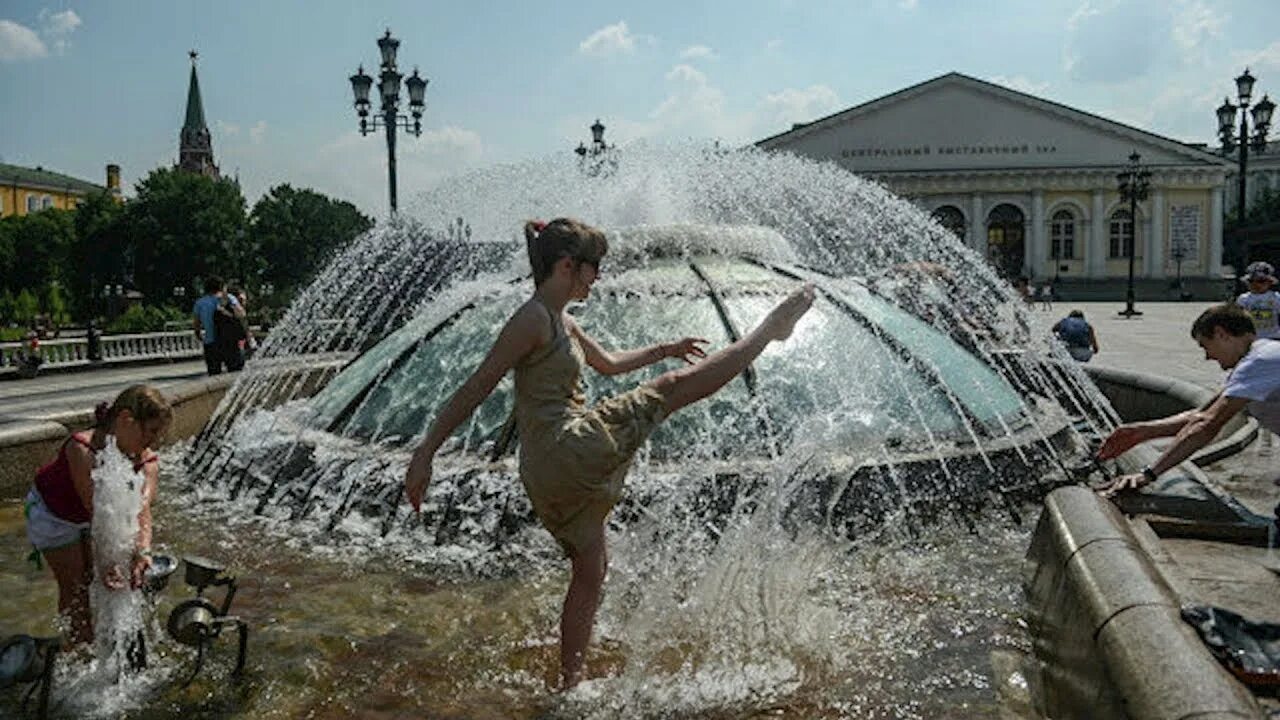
[203,343,224,375]
[204,341,245,375]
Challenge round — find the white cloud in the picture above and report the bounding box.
[679,44,716,61]
[759,85,841,130]
[1171,0,1224,55]
[989,75,1051,97]
[1233,40,1280,78]
[1064,0,1161,83]
[899,0,919,9]
[215,120,240,136]
[0,19,48,60]
[294,125,486,215]
[39,9,80,35]
[37,8,80,54]
[579,21,638,56]
[249,120,268,144]
[765,38,783,53]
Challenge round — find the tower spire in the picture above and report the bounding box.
[178,50,219,178]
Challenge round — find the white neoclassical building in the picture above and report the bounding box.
[757,73,1234,282]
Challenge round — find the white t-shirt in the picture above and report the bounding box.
[1223,339,1280,436]
[1236,290,1280,339]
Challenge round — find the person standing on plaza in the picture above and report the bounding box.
[1095,304,1280,496]
[1235,261,1280,340]
[192,276,244,375]
[403,218,814,690]
[1052,309,1099,362]
[228,286,256,361]
[1038,282,1054,311]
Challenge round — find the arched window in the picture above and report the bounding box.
[1050,209,1075,260]
[986,204,1026,278]
[26,195,39,213]
[1108,209,1140,259]
[41,195,53,209]
[930,205,966,242]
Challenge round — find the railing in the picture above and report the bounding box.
[0,331,204,377]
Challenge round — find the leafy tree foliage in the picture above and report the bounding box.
[249,184,374,299]
[1,168,371,326]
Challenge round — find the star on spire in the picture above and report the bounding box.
[189,49,198,64]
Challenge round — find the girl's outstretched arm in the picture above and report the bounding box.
[566,316,706,376]
[405,303,543,510]
[130,461,159,588]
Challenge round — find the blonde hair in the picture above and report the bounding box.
[523,218,608,286]
[92,384,173,447]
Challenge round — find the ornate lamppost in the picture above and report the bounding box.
[574,119,617,176]
[1217,70,1275,227]
[1116,151,1151,318]
[349,29,429,215]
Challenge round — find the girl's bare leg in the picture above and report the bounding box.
[560,529,607,690]
[560,532,607,689]
[651,284,814,413]
[43,540,93,646]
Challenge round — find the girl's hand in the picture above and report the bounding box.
[666,337,709,364]
[130,553,153,589]
[103,564,128,590]
[404,445,434,512]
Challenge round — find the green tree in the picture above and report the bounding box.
[43,282,70,325]
[68,190,127,319]
[0,209,76,295]
[0,289,14,326]
[249,184,374,300]
[125,167,248,303]
[13,289,39,326]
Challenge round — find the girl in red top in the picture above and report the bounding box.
[24,384,172,646]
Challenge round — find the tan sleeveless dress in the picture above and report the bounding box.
[514,302,668,556]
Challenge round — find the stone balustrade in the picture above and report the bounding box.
[0,331,204,376]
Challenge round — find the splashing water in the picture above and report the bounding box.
[90,437,144,672]
[168,142,1122,716]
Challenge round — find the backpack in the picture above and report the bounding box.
[213,302,247,344]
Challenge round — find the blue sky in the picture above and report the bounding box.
[2,0,1279,216]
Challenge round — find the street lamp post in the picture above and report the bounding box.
[1216,69,1274,255]
[1116,151,1151,318]
[574,119,617,176]
[350,29,429,215]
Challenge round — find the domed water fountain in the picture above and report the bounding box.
[156,143,1127,717]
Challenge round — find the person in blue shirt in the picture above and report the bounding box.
[191,276,243,375]
[1052,309,1099,362]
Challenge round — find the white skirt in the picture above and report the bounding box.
[25,488,90,552]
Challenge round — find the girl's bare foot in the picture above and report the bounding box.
[760,283,815,341]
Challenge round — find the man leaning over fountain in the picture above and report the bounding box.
[1095,304,1280,497]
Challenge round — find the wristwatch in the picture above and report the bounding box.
[1139,465,1159,484]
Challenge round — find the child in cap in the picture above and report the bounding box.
[1236,261,1280,340]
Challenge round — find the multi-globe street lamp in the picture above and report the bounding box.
[349,29,429,215]
[1116,151,1151,318]
[574,118,617,176]
[1216,69,1275,231]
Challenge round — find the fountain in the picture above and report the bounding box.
[2,142,1135,717]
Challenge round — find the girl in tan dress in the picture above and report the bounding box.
[404,218,814,689]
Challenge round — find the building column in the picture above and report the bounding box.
[1030,190,1046,279]
[1209,185,1224,276]
[1146,188,1165,278]
[969,194,986,259]
[1088,189,1107,278]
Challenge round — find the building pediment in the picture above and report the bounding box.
[758,73,1229,173]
